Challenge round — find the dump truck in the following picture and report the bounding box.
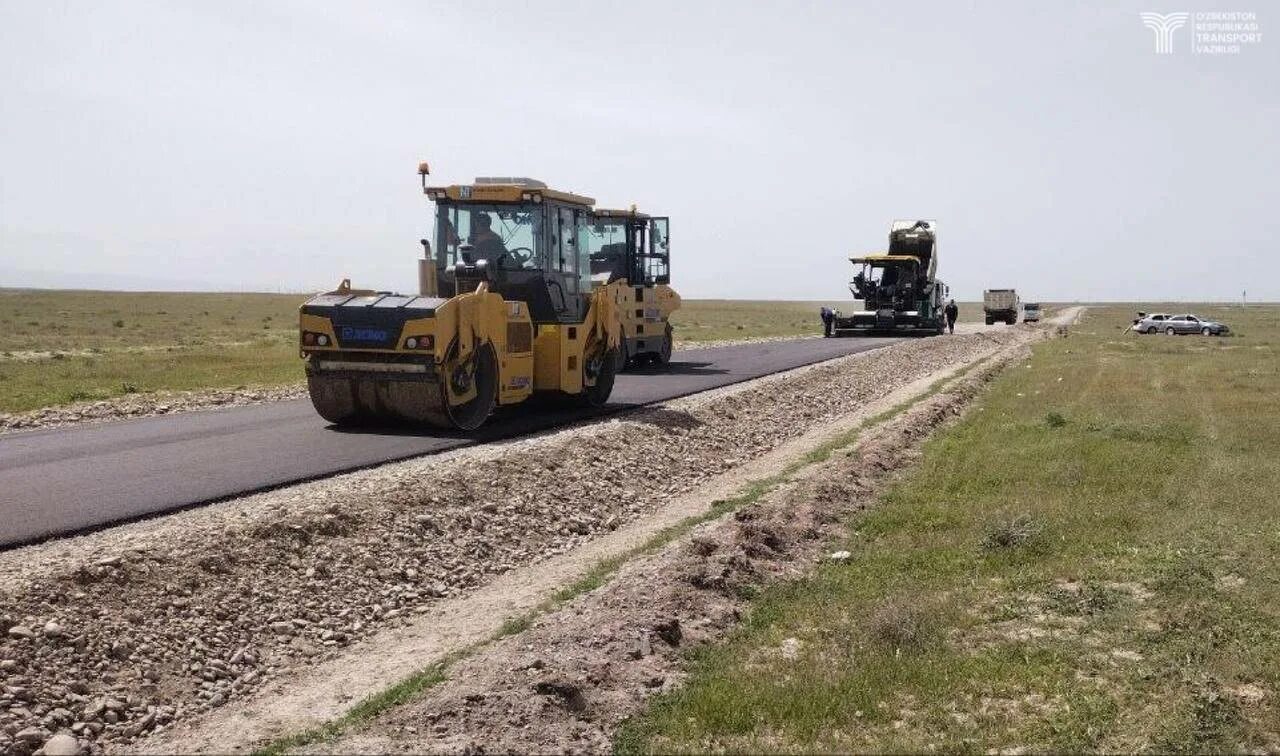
[983,289,1020,325]
[1022,302,1042,322]
[298,168,623,430]
[833,220,948,335]
[586,208,680,367]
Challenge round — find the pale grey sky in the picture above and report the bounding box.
[2,1,1277,302]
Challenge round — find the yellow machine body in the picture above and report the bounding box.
[610,282,681,363]
[586,208,680,367]
[299,175,624,430]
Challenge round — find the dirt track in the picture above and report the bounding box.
[0,321,1064,756]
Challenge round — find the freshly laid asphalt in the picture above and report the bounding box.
[0,336,901,548]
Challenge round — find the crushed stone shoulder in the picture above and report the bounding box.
[311,340,1039,754]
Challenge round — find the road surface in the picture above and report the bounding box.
[0,336,901,548]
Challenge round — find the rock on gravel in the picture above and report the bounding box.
[13,727,48,744]
[40,732,82,756]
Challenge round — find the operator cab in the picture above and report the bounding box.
[585,209,670,288]
[850,256,922,301]
[424,178,596,324]
[851,220,937,302]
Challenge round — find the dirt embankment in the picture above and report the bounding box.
[0,328,1035,756]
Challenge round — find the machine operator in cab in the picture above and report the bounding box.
[468,213,508,260]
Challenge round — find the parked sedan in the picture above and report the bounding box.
[1134,313,1172,333]
[1159,313,1231,336]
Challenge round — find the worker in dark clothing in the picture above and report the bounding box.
[468,213,508,261]
[820,306,835,337]
[944,299,959,334]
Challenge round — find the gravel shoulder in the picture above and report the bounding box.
[0,321,1066,755]
[304,331,1049,754]
[139,345,978,755]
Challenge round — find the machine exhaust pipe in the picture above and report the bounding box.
[418,239,437,297]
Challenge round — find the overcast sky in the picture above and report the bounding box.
[2,1,1277,302]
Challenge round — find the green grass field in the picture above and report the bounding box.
[0,289,304,413]
[0,289,992,414]
[670,299,826,342]
[618,304,1280,753]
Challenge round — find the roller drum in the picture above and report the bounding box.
[306,374,451,427]
[305,344,497,431]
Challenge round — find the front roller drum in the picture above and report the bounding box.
[307,374,363,425]
[307,345,499,431]
[439,344,499,430]
[580,344,620,408]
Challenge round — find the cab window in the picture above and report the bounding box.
[647,218,671,284]
[549,205,593,297]
[434,203,540,269]
[583,218,629,287]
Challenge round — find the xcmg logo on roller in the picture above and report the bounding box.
[340,326,389,342]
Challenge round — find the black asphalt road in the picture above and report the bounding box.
[0,337,900,548]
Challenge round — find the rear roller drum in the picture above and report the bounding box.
[655,324,673,366]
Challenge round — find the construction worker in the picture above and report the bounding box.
[944,299,959,334]
[820,306,835,337]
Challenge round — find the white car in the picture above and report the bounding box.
[1133,313,1172,334]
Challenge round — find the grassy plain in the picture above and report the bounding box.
[0,289,303,412]
[0,289,991,413]
[619,304,1280,753]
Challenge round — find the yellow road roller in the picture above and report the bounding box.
[298,169,622,430]
[586,208,680,367]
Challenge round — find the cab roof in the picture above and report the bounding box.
[849,253,922,264]
[593,208,650,219]
[424,177,595,207]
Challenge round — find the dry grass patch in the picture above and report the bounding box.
[981,512,1043,550]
